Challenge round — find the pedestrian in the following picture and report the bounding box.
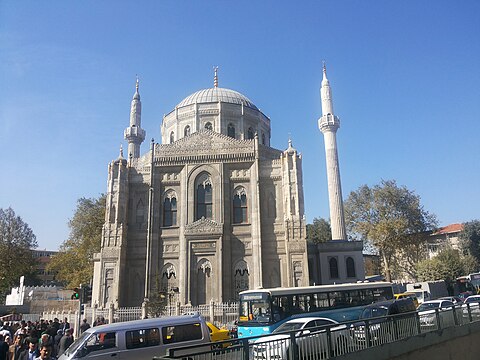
[33,345,53,360]
[57,329,73,357]
[0,335,9,360]
[60,320,69,336]
[7,335,25,360]
[18,338,39,360]
[79,320,90,334]
[52,331,62,358]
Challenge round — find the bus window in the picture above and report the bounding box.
[239,292,272,324]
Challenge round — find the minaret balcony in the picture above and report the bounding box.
[318,114,340,132]
[124,126,146,140]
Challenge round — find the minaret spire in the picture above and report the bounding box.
[318,65,347,241]
[124,77,146,159]
[213,66,218,88]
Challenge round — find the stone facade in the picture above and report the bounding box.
[92,82,309,307]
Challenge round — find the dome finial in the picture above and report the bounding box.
[136,74,139,91]
[322,61,327,80]
[213,66,218,88]
[119,144,124,159]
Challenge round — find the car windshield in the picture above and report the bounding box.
[63,331,91,356]
[418,303,439,311]
[466,297,480,304]
[273,322,304,333]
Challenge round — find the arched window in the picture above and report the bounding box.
[184,125,191,137]
[346,257,356,278]
[205,122,213,131]
[160,264,177,293]
[262,133,266,145]
[234,260,249,300]
[136,199,145,229]
[233,187,247,224]
[196,174,212,220]
[329,257,339,279]
[247,127,254,140]
[163,191,177,227]
[227,123,235,138]
[170,131,175,144]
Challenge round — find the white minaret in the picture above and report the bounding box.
[124,77,146,158]
[318,64,347,241]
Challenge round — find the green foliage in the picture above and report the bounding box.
[146,276,168,317]
[47,195,106,288]
[459,220,480,262]
[344,180,437,282]
[416,248,478,291]
[306,217,332,244]
[0,207,38,300]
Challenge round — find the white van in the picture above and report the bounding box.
[58,313,211,360]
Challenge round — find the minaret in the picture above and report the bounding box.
[318,64,347,241]
[124,77,146,158]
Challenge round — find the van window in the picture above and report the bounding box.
[162,323,203,344]
[85,332,117,352]
[126,328,160,349]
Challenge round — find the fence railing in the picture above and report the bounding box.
[161,302,480,359]
[35,301,238,330]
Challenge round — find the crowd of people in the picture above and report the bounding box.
[0,316,95,360]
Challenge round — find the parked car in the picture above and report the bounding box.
[58,313,211,360]
[394,292,419,307]
[462,295,480,319]
[352,298,417,345]
[417,300,455,328]
[437,296,464,305]
[206,322,231,348]
[252,317,352,360]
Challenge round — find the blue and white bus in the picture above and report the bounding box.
[237,282,394,338]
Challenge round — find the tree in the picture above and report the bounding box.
[416,248,478,293]
[47,195,105,288]
[0,207,38,300]
[344,180,437,282]
[459,220,480,263]
[306,217,332,244]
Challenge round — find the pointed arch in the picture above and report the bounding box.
[234,260,249,300]
[196,259,212,305]
[136,199,145,226]
[204,122,213,131]
[170,131,175,144]
[233,187,248,224]
[163,190,178,227]
[160,263,177,293]
[195,173,213,220]
[184,125,191,137]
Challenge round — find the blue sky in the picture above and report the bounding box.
[1,1,479,251]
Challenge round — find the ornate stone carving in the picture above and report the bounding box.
[184,217,223,236]
[155,131,255,160]
[288,241,306,253]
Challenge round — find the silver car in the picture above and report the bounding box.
[252,317,352,360]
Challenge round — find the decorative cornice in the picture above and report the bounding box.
[184,217,224,236]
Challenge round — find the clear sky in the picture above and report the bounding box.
[1,1,479,251]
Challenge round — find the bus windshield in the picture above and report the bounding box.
[239,292,272,325]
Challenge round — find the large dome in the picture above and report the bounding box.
[176,87,258,110]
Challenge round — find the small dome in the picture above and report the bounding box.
[176,87,258,110]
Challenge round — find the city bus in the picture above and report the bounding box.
[237,282,394,338]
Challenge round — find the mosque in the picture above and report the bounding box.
[91,66,365,308]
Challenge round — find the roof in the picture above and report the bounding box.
[433,223,464,235]
[176,87,258,110]
[85,314,204,333]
